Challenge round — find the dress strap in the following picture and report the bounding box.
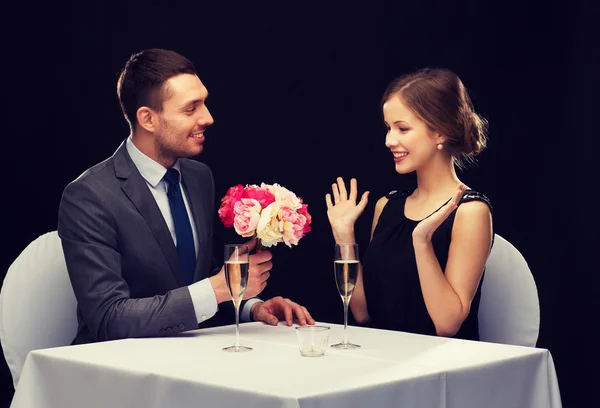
[460,189,495,247]
[460,189,493,215]
[386,188,414,200]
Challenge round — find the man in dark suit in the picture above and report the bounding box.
[58,48,314,344]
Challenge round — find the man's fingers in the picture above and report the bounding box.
[245,238,257,251]
[294,304,307,326]
[259,262,273,274]
[250,250,272,264]
[281,302,294,326]
[249,264,270,277]
[257,307,278,325]
[302,306,315,325]
[251,281,267,298]
[249,253,273,274]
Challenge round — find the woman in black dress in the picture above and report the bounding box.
[325,68,493,340]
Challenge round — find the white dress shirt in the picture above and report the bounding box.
[126,137,260,323]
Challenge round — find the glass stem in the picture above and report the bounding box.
[234,300,240,347]
[343,296,349,344]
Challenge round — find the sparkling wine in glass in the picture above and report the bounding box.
[222,244,252,352]
[331,243,361,349]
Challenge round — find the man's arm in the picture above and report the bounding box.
[58,180,198,342]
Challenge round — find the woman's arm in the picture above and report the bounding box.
[325,177,373,323]
[413,199,492,336]
[347,196,389,323]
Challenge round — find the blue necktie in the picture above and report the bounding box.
[163,168,196,285]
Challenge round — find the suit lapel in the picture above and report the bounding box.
[180,160,208,281]
[113,142,184,286]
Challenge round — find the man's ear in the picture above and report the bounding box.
[136,106,156,132]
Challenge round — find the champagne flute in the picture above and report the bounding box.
[222,244,252,352]
[331,243,361,349]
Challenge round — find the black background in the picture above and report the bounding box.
[1,1,597,406]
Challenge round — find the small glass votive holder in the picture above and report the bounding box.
[295,326,331,357]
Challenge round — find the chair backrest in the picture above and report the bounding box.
[0,231,78,388]
[478,234,540,347]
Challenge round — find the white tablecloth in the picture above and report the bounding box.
[11,322,561,408]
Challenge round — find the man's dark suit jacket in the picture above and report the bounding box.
[58,140,235,344]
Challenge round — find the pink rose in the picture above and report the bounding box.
[297,202,312,234]
[233,198,261,237]
[278,206,307,248]
[218,184,244,227]
[268,183,302,210]
[242,185,276,209]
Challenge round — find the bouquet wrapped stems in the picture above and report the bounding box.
[256,238,268,253]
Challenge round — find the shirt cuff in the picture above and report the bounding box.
[241,298,263,322]
[188,278,218,324]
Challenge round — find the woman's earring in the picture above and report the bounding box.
[436,143,443,150]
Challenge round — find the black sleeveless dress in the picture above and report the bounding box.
[361,189,493,340]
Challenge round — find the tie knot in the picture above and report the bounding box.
[163,168,180,186]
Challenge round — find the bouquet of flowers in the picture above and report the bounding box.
[218,183,312,249]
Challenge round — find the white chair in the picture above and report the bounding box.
[478,233,540,347]
[0,231,78,388]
